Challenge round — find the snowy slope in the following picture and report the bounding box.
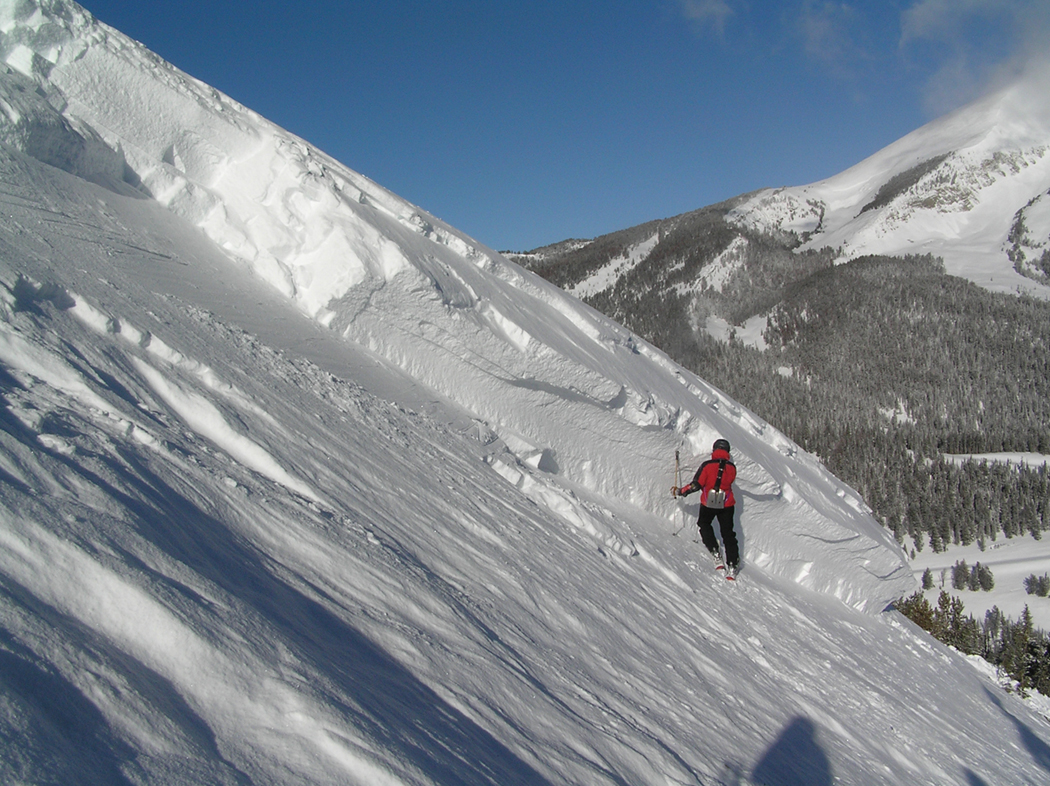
[0,1,1049,783]
[728,62,1050,298]
[0,0,911,610]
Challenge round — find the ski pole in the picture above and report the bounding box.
[672,449,687,536]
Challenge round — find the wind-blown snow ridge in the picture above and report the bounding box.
[0,0,911,610]
[3,2,1050,784]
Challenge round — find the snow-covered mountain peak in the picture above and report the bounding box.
[729,64,1050,296]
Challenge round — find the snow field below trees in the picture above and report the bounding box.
[911,453,1050,631]
[912,533,1050,632]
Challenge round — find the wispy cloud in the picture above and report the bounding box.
[678,0,735,35]
[673,0,1049,117]
[796,1,868,74]
[900,0,1050,114]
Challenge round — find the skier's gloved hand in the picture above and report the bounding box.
[671,486,679,498]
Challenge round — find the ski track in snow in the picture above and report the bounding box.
[0,2,1048,784]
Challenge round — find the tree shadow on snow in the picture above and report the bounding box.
[29,441,553,786]
[982,686,1050,775]
[750,716,832,786]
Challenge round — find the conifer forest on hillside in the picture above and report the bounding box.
[516,220,1050,557]
[521,225,1050,686]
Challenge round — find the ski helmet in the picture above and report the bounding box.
[713,438,731,453]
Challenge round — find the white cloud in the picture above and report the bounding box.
[678,0,735,35]
[797,2,867,71]
[900,0,1050,114]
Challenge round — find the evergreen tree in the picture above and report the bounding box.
[968,564,981,591]
[984,607,1006,663]
[999,606,1035,696]
[896,592,935,633]
[977,563,995,592]
[895,597,1050,694]
[1031,639,1050,696]
[1024,574,1050,597]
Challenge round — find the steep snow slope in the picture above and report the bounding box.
[0,1,1049,783]
[728,63,1050,297]
[6,133,1050,786]
[0,0,910,609]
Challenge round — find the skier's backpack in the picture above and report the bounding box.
[705,459,728,509]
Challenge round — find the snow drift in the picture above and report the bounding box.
[0,0,911,609]
[1,1,1049,783]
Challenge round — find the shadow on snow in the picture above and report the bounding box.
[0,419,553,786]
[750,716,832,786]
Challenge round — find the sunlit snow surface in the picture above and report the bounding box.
[910,453,1050,631]
[729,62,1050,299]
[0,2,1049,784]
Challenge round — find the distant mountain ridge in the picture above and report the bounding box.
[510,68,1050,597]
[512,64,1050,310]
[730,66,1050,296]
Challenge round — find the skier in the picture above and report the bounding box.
[673,439,741,576]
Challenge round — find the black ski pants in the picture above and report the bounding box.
[697,505,739,568]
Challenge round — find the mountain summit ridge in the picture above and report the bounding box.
[727,62,1050,296]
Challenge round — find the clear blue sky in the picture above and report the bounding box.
[84,0,1048,251]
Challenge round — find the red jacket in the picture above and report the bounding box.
[680,449,736,507]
